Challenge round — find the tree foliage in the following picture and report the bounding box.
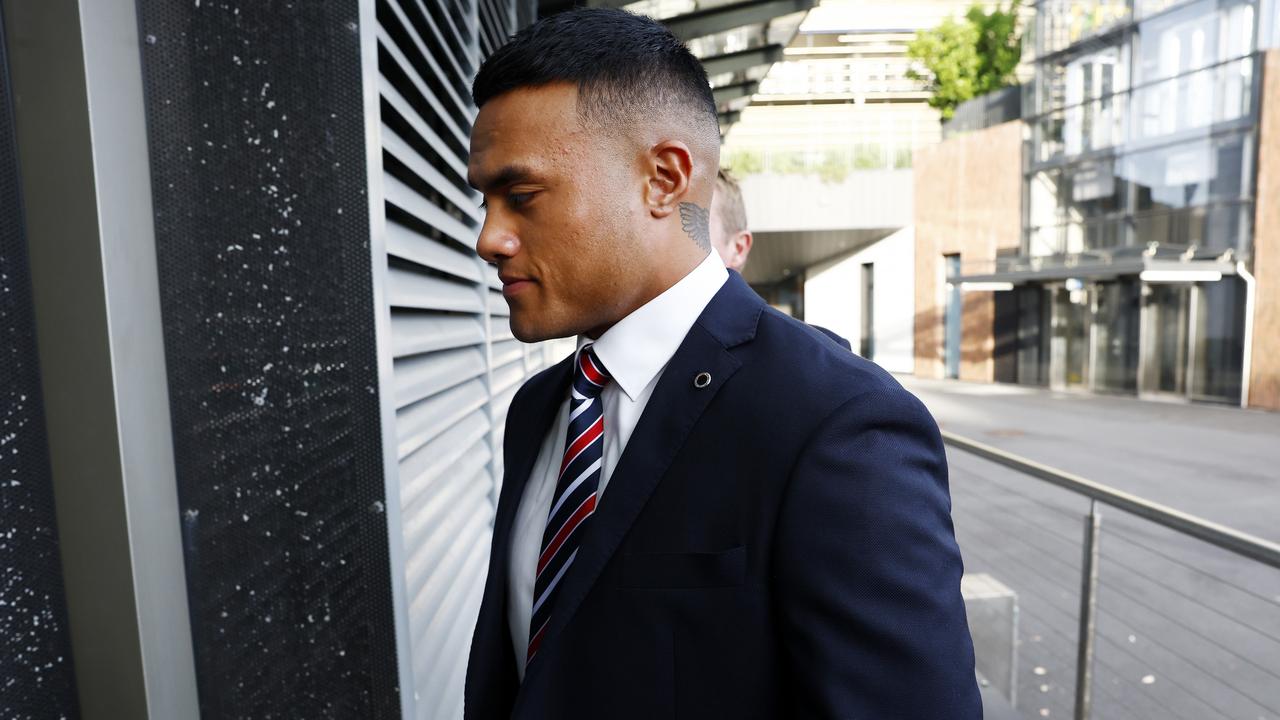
[906,0,1023,120]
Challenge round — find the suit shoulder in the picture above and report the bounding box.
[751,307,921,413]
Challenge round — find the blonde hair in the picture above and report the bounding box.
[714,168,749,236]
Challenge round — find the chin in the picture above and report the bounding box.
[509,316,563,344]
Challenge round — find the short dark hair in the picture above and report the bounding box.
[472,8,719,140]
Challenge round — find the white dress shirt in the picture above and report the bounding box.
[506,250,729,678]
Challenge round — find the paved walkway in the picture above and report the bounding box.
[897,375,1280,541]
[894,375,1280,720]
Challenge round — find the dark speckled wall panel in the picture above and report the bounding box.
[134,3,399,717]
[0,7,82,720]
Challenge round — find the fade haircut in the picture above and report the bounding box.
[471,8,720,145]
[714,169,748,235]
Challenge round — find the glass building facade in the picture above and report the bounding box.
[998,0,1279,403]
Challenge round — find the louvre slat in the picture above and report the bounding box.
[399,409,490,509]
[378,1,546,716]
[487,289,509,315]
[386,218,480,282]
[395,377,487,459]
[382,0,476,125]
[425,535,490,720]
[397,0,475,93]
[492,363,525,398]
[488,315,514,340]
[390,311,485,357]
[491,339,523,367]
[379,77,468,180]
[384,173,478,249]
[387,265,484,313]
[483,263,502,290]
[426,0,476,73]
[409,469,490,633]
[394,345,486,408]
[377,27,470,149]
[489,381,520,426]
[402,447,491,591]
[383,126,482,225]
[406,488,490,645]
[401,453,477,568]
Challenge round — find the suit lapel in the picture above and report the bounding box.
[516,272,765,699]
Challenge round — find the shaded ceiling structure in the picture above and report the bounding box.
[537,0,815,133]
[742,227,895,286]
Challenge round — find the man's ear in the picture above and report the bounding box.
[645,140,694,219]
[735,230,754,258]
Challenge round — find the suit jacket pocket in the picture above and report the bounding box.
[620,545,746,588]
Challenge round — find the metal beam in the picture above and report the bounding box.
[713,79,760,106]
[663,0,815,41]
[5,0,199,716]
[700,43,784,77]
[718,110,741,134]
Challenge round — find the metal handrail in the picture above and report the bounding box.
[942,430,1280,570]
[941,429,1280,720]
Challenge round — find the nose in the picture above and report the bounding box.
[476,211,519,265]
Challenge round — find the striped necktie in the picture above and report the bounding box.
[527,344,611,665]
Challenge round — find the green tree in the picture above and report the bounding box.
[906,0,1022,120]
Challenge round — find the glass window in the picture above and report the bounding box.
[1129,56,1255,143]
[1062,46,1130,154]
[1063,159,1127,218]
[1132,200,1251,250]
[1035,111,1067,162]
[1029,223,1066,256]
[1262,0,1280,48]
[1029,168,1064,228]
[1036,0,1133,57]
[1121,132,1250,211]
[1135,0,1255,83]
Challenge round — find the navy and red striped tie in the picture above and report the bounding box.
[527,344,611,665]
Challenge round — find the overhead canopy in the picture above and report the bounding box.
[744,228,895,286]
[953,246,1242,285]
[537,0,814,132]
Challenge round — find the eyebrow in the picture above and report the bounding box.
[467,164,537,193]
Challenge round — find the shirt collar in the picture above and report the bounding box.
[580,251,729,402]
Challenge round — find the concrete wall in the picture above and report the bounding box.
[1250,49,1280,410]
[804,226,916,373]
[738,170,914,232]
[913,121,1023,382]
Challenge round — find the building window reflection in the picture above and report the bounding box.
[1014,0,1262,404]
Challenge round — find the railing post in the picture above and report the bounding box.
[1074,500,1102,720]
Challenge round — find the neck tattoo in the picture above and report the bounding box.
[679,202,711,252]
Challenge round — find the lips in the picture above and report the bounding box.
[499,273,534,298]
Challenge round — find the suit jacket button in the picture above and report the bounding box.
[693,372,712,389]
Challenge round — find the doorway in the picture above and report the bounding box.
[1050,285,1090,390]
[1141,283,1191,397]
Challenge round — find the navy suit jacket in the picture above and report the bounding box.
[464,271,981,719]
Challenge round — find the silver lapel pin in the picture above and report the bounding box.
[693,372,712,389]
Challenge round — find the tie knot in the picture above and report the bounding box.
[572,344,611,400]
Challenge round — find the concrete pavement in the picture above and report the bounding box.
[897,375,1280,541]
[894,375,1280,719]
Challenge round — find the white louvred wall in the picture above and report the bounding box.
[371,0,559,716]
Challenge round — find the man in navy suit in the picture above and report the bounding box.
[464,8,981,718]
